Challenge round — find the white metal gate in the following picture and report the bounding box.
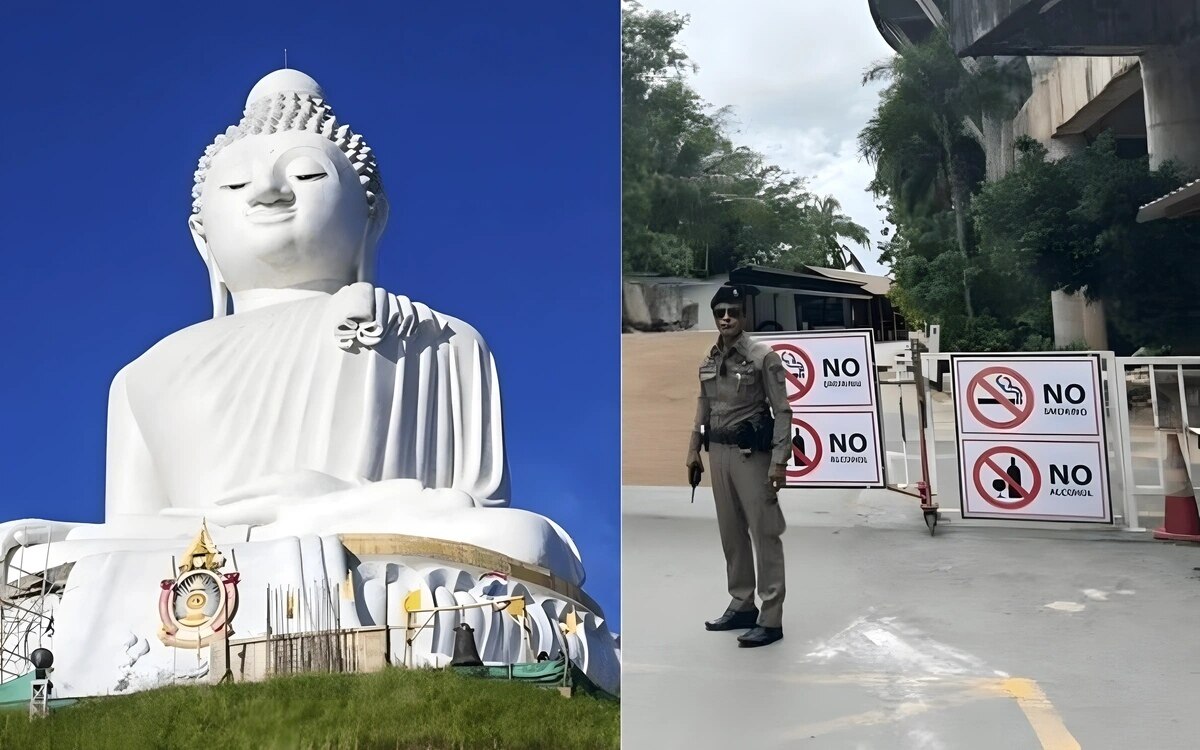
[1111,356,1200,530]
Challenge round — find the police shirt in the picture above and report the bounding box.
[688,333,793,466]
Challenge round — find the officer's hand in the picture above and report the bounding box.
[686,455,703,482]
[769,463,788,492]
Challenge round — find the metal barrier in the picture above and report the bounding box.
[875,350,1197,532]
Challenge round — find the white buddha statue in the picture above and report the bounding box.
[0,70,616,696]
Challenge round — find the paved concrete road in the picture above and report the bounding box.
[622,486,1200,749]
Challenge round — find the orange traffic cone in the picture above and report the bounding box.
[1153,433,1200,543]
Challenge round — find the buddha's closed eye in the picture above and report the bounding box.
[293,172,327,182]
[222,182,249,190]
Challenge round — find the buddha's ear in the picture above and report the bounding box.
[358,193,390,284]
[188,214,229,319]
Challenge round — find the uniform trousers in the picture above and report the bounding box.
[708,442,786,628]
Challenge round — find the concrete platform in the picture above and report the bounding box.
[622,485,1200,749]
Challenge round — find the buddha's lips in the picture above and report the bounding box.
[245,205,296,223]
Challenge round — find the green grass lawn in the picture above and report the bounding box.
[0,668,619,749]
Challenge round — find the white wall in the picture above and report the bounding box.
[678,277,729,332]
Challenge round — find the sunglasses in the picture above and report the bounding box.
[713,306,743,319]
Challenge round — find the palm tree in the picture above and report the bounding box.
[809,195,870,271]
[858,30,1019,317]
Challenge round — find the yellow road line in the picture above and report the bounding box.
[998,678,1082,750]
[629,665,1083,748]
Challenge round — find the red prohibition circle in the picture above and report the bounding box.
[972,446,1041,510]
[966,366,1035,430]
[786,418,823,478]
[772,343,816,402]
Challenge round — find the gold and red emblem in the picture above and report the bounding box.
[158,522,239,648]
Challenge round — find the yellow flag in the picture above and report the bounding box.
[402,589,422,613]
[507,597,525,619]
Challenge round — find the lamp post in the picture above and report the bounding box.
[29,647,53,719]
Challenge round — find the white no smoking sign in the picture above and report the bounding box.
[954,358,1103,437]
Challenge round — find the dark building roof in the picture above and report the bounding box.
[729,265,881,299]
[1137,178,1200,222]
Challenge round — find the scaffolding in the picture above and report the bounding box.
[0,527,62,684]
[265,579,352,676]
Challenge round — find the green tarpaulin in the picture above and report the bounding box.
[451,657,617,702]
[0,672,77,710]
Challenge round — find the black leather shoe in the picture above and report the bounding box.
[737,626,783,647]
[704,608,759,631]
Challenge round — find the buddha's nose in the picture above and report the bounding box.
[248,172,294,206]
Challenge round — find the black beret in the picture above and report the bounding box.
[710,286,745,309]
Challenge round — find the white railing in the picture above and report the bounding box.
[1111,357,1200,530]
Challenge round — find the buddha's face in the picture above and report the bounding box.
[195,130,371,292]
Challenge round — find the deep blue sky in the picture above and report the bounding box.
[0,3,620,627]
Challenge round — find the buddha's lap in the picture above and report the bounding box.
[2,489,582,585]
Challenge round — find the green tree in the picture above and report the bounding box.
[859,30,1018,321]
[622,2,859,278]
[973,134,1200,353]
[808,196,870,270]
[621,3,718,276]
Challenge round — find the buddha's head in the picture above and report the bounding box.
[189,70,389,316]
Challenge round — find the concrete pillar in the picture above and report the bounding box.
[1081,295,1108,351]
[983,113,1017,180]
[1051,289,1085,348]
[1051,288,1108,350]
[1141,38,1200,173]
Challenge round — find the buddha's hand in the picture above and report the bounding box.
[163,471,358,527]
[330,282,404,351]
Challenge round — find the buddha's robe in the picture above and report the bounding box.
[109,288,508,513]
[91,285,582,583]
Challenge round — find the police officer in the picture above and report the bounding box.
[686,286,792,648]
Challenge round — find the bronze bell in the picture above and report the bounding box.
[450,622,483,667]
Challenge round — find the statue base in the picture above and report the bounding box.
[1,534,619,697]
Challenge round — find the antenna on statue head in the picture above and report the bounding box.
[284,48,288,69]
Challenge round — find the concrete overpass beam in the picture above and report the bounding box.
[951,0,1200,57]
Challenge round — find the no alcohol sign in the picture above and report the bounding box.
[959,440,1111,522]
[972,445,1041,511]
[783,412,882,487]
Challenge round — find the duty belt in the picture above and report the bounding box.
[708,427,743,445]
[707,411,774,452]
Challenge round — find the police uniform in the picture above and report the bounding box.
[686,288,792,641]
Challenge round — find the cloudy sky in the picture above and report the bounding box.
[641,0,898,275]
